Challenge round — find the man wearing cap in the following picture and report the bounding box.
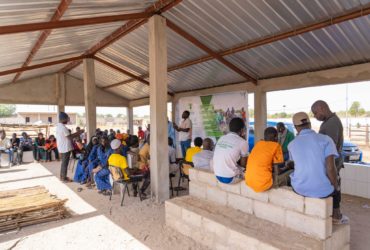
[288,112,347,224]
[56,112,84,182]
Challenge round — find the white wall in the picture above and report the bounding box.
[341,163,370,199]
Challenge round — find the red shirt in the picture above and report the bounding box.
[138,130,145,140]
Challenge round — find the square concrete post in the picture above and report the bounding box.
[83,58,97,141]
[56,73,65,115]
[171,101,176,122]
[127,107,134,134]
[148,15,169,202]
[254,85,267,143]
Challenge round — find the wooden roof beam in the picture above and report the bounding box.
[166,5,370,72]
[13,0,73,83]
[166,19,257,84]
[59,0,183,73]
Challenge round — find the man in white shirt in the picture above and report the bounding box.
[56,112,84,182]
[213,117,248,184]
[193,138,214,172]
[173,110,192,158]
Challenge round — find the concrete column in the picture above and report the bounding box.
[83,58,97,140]
[127,107,134,134]
[254,85,267,143]
[148,15,169,202]
[56,73,66,115]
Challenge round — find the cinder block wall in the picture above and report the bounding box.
[341,163,370,199]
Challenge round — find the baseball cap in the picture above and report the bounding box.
[292,112,310,126]
[110,139,121,150]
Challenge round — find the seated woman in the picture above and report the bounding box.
[45,135,59,161]
[74,136,98,183]
[33,133,46,162]
[18,132,33,164]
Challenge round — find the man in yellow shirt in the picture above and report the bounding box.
[185,137,203,162]
[245,127,286,192]
[108,139,129,181]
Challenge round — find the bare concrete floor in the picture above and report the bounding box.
[0,162,369,250]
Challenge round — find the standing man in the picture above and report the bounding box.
[276,122,295,161]
[173,110,192,158]
[311,100,347,223]
[56,112,84,182]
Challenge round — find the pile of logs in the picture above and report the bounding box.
[0,186,68,232]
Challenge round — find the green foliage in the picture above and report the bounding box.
[349,101,366,117]
[0,104,16,117]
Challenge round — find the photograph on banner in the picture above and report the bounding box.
[176,92,249,147]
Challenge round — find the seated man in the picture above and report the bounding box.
[18,132,33,164]
[213,117,249,184]
[0,130,12,167]
[288,112,347,224]
[276,122,295,161]
[192,138,214,172]
[245,127,292,192]
[137,137,150,197]
[10,133,20,165]
[184,137,203,163]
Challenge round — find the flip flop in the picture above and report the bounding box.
[333,214,349,225]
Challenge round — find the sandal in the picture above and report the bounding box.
[333,214,349,225]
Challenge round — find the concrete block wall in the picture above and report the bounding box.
[188,168,335,240]
[341,163,370,199]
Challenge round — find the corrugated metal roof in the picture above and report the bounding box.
[63,0,156,19]
[32,22,126,63]
[110,81,150,100]
[0,75,15,86]
[68,62,132,88]
[0,32,39,71]
[163,0,370,51]
[0,0,59,26]
[19,63,69,82]
[168,59,245,92]
[225,16,370,79]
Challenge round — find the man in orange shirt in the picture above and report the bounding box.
[245,127,291,192]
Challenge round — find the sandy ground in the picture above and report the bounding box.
[0,162,369,250]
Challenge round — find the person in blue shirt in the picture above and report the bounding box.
[288,112,347,224]
[74,136,98,183]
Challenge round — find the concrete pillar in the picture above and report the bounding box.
[56,73,65,115]
[148,15,169,202]
[83,58,97,140]
[128,107,134,134]
[254,85,267,143]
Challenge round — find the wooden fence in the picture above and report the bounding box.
[348,124,370,146]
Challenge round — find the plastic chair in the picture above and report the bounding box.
[175,160,193,196]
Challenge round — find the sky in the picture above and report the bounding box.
[15,81,370,116]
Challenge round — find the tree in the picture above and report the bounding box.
[349,101,363,117]
[0,104,16,117]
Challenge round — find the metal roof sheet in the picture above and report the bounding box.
[110,81,150,100]
[168,59,245,92]
[19,63,69,82]
[0,0,59,26]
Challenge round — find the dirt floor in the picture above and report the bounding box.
[0,162,370,250]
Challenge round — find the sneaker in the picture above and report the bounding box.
[333,214,349,225]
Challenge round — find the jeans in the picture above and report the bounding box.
[0,149,13,165]
[60,151,71,180]
[180,139,191,158]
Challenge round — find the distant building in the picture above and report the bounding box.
[17,112,77,125]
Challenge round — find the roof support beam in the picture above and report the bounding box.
[0,55,86,77]
[59,0,183,73]
[166,19,257,84]
[94,56,149,86]
[0,12,151,36]
[166,5,370,73]
[13,0,72,83]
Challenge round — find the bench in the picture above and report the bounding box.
[165,168,350,249]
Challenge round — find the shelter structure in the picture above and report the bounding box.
[0,0,369,202]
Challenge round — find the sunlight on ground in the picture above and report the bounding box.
[0,215,149,250]
[0,163,95,215]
